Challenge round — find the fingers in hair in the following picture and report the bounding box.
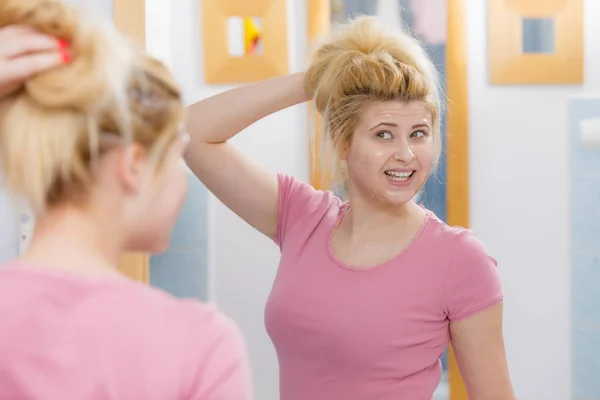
[0,25,61,59]
[1,51,63,85]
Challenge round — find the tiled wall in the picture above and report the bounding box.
[150,170,210,301]
[569,98,600,399]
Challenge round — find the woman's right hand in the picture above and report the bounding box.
[0,25,68,98]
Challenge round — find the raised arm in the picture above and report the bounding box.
[184,73,308,238]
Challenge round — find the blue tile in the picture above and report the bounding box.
[572,328,600,398]
[570,178,600,255]
[168,173,209,250]
[570,99,600,400]
[150,250,209,301]
[570,99,600,179]
[572,253,600,327]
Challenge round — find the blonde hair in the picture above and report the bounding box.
[305,16,442,187]
[0,0,184,213]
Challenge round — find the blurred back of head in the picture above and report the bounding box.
[0,0,184,214]
[305,15,442,186]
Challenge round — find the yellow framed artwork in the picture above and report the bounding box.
[113,0,150,284]
[307,1,471,399]
[201,0,289,84]
[489,0,583,84]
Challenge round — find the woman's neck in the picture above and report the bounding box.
[20,204,124,278]
[342,194,426,243]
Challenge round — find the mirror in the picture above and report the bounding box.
[328,1,450,399]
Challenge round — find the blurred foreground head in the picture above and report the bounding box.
[0,0,189,253]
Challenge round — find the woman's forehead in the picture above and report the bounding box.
[359,100,432,127]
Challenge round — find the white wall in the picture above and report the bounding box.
[468,0,600,399]
[0,1,596,399]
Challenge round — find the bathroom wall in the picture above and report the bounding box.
[1,0,599,399]
[468,0,600,398]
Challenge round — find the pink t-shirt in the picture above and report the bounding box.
[265,174,503,400]
[0,264,252,400]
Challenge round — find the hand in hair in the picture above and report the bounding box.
[0,25,69,98]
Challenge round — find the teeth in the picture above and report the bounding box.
[385,170,413,181]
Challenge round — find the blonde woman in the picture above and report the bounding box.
[185,17,515,399]
[0,1,251,399]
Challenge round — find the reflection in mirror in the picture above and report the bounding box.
[522,18,555,54]
[227,16,263,57]
[328,1,450,399]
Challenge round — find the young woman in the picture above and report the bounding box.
[0,1,251,399]
[185,16,515,400]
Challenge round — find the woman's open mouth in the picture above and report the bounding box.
[384,170,415,182]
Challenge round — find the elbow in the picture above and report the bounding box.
[469,389,516,400]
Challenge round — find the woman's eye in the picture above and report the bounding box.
[376,131,393,139]
[411,130,427,138]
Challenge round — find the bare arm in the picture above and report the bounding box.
[184,72,308,238]
[450,304,516,400]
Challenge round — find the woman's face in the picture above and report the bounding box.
[342,100,435,207]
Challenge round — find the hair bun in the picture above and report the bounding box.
[0,0,133,112]
[305,15,436,115]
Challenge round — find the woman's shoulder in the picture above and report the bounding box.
[275,173,343,247]
[277,173,343,211]
[0,264,237,335]
[420,211,469,245]
[417,211,494,265]
[116,280,237,332]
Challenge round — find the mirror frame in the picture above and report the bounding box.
[114,0,150,284]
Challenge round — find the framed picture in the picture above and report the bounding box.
[489,0,583,84]
[201,0,289,84]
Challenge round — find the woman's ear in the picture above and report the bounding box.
[338,139,350,161]
[116,143,148,195]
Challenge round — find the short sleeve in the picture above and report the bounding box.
[442,231,503,322]
[275,173,336,248]
[184,306,253,400]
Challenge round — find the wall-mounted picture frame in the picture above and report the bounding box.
[489,0,583,85]
[114,0,145,46]
[201,0,289,84]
